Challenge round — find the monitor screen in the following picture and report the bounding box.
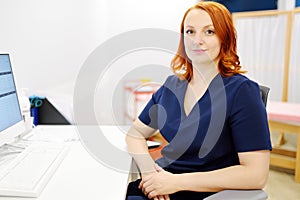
[0,54,24,146]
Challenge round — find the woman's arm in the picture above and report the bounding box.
[126,119,171,200]
[126,118,158,174]
[179,150,270,192]
[142,150,270,198]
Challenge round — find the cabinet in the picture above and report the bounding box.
[123,80,160,124]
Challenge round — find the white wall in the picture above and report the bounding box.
[0,0,195,93]
[106,0,196,36]
[278,0,296,10]
[0,0,108,93]
[0,0,196,124]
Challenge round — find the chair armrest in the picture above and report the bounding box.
[204,189,268,200]
[147,140,161,149]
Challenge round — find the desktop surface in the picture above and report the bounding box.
[0,125,132,200]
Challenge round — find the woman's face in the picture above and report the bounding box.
[183,9,221,66]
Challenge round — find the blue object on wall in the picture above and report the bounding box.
[296,0,300,7]
[30,107,39,125]
[208,0,277,13]
[29,95,45,126]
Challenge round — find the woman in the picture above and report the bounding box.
[126,2,272,200]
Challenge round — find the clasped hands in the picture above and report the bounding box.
[139,164,179,200]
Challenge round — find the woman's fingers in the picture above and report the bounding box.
[155,164,163,172]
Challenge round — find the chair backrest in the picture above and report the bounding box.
[259,85,270,107]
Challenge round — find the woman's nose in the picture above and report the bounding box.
[193,33,204,44]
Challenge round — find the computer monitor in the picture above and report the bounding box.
[0,54,25,147]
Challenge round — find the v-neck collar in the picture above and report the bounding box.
[181,73,220,118]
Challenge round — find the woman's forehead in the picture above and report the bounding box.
[184,9,213,29]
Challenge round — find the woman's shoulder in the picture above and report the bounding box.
[222,74,260,95]
[163,75,187,88]
[223,74,258,87]
[165,75,183,83]
[151,75,186,102]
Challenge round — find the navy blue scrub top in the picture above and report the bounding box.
[138,74,272,174]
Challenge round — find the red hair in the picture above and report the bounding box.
[171,1,245,81]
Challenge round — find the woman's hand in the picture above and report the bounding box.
[139,172,170,200]
[140,164,179,199]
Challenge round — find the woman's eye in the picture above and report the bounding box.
[205,29,215,35]
[185,30,194,34]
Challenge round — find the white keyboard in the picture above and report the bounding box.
[0,143,69,197]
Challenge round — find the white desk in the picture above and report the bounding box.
[0,125,132,200]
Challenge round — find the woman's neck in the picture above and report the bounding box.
[190,62,219,87]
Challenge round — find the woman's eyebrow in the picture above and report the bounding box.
[203,24,214,29]
[184,24,214,29]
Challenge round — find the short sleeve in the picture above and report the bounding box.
[230,80,272,152]
[138,86,163,129]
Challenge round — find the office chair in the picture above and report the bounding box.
[259,85,270,107]
[204,85,270,200]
